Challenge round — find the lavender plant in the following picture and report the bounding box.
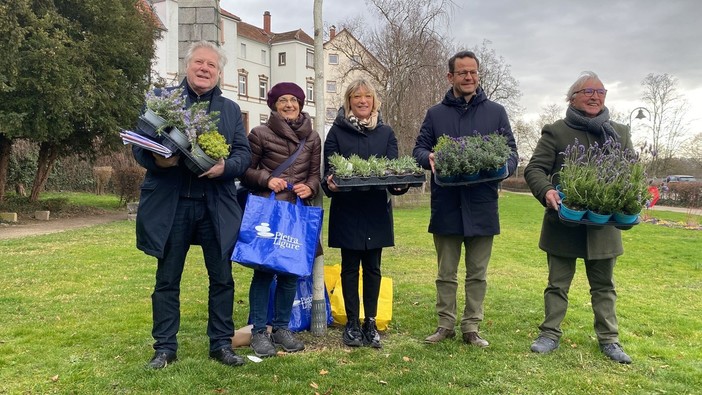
[144,88,229,160]
[559,138,651,214]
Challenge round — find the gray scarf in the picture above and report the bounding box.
[564,106,619,142]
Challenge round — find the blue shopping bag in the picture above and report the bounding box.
[232,192,323,277]
[247,275,335,332]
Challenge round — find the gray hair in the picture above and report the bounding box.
[184,40,227,70]
[565,71,602,102]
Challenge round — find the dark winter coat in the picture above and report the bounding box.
[412,87,518,237]
[524,118,631,259]
[242,111,322,204]
[322,109,406,250]
[133,80,252,260]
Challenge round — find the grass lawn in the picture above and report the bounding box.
[0,192,700,394]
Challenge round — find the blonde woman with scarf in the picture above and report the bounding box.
[322,79,408,348]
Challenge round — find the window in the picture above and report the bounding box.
[278,52,286,66]
[351,54,361,65]
[259,80,267,99]
[328,53,339,65]
[326,107,337,119]
[260,114,268,125]
[240,43,247,59]
[326,80,337,93]
[261,49,267,65]
[306,50,314,68]
[238,74,248,96]
[306,82,314,103]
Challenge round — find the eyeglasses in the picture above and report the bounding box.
[574,88,607,97]
[452,70,479,79]
[276,98,299,105]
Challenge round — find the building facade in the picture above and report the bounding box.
[148,0,378,134]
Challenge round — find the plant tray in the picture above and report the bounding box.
[434,171,508,187]
[557,209,640,229]
[332,174,425,192]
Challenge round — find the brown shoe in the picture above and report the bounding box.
[463,331,489,348]
[424,327,456,344]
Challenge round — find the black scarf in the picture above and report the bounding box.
[564,106,619,142]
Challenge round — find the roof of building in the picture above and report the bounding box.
[221,7,313,46]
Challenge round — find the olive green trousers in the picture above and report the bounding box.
[433,234,493,333]
[538,254,620,343]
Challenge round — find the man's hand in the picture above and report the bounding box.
[200,159,225,178]
[545,189,561,210]
[429,152,436,174]
[153,153,180,168]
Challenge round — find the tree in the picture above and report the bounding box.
[328,0,455,155]
[470,39,522,119]
[640,73,690,177]
[311,0,326,335]
[0,0,159,202]
[512,104,562,163]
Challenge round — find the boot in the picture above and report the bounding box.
[342,318,363,347]
[362,317,381,348]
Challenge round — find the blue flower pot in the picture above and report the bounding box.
[481,165,507,179]
[436,174,459,183]
[460,172,481,182]
[586,210,612,224]
[560,203,586,221]
[555,185,566,200]
[613,212,639,225]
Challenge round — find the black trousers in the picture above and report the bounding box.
[151,198,234,353]
[340,248,382,322]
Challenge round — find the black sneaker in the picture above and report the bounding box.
[209,347,245,366]
[271,328,305,352]
[600,342,632,364]
[250,331,277,358]
[362,317,382,348]
[530,336,559,354]
[147,351,177,369]
[343,319,363,347]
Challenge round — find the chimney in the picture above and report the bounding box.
[263,11,271,33]
[330,25,336,40]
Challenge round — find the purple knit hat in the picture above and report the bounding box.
[267,82,305,111]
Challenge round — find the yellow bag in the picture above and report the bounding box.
[326,264,393,331]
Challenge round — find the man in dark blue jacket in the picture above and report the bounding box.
[133,41,251,369]
[413,50,518,347]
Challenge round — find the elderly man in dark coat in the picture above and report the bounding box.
[133,41,251,369]
[413,51,518,347]
[524,71,633,364]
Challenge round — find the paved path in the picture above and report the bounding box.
[0,203,698,241]
[0,212,127,240]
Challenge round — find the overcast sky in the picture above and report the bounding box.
[220,0,702,137]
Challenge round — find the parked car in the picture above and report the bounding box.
[665,175,697,183]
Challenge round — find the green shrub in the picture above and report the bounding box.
[113,166,145,205]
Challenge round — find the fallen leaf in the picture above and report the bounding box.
[310,382,319,389]
[51,375,59,382]
[402,356,411,362]
[319,369,329,375]
[379,380,387,385]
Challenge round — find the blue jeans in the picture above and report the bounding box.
[151,198,234,353]
[249,270,298,334]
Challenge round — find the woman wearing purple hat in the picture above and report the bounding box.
[241,82,322,357]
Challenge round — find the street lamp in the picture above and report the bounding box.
[628,107,651,132]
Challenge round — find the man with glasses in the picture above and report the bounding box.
[413,50,518,347]
[523,71,633,364]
